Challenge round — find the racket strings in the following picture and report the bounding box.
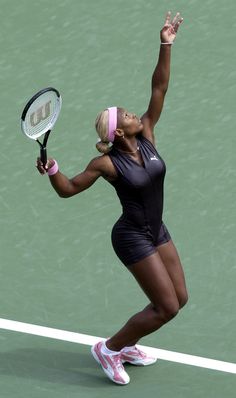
[22,91,61,139]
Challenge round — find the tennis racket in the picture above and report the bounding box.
[21,87,62,167]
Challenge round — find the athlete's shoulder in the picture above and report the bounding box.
[88,153,116,177]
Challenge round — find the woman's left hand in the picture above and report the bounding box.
[160,11,183,44]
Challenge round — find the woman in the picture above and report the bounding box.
[37,11,188,386]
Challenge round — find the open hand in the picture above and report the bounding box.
[160,11,183,44]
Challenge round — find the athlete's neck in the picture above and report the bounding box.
[114,137,139,154]
[117,146,139,154]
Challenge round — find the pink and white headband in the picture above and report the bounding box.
[107,106,117,143]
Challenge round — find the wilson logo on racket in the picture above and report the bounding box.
[30,100,52,127]
[21,87,62,167]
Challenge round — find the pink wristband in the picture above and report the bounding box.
[47,160,59,176]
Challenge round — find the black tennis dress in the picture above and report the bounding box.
[108,135,171,267]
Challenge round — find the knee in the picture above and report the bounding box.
[179,291,188,309]
[157,301,180,323]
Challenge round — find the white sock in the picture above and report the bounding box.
[121,345,136,352]
[101,341,121,355]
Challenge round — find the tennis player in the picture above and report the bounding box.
[37,11,188,385]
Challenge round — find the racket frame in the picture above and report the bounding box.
[21,87,62,166]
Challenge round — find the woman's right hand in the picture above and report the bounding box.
[36,157,55,175]
[160,11,183,44]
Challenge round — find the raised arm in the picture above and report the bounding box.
[141,11,183,145]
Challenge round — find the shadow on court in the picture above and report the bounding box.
[0,347,112,388]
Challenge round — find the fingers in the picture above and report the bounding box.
[171,12,180,26]
[36,158,46,175]
[35,158,55,175]
[171,12,183,31]
[174,18,183,33]
[164,10,171,26]
[164,11,183,29]
[172,12,183,33]
[161,11,183,43]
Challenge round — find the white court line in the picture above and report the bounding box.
[0,317,235,375]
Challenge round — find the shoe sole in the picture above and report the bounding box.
[122,358,158,366]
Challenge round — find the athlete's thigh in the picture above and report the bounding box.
[157,240,188,306]
[128,251,179,311]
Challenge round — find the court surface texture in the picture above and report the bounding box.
[0,1,235,397]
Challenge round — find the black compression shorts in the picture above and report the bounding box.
[111,221,171,267]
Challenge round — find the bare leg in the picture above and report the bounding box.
[106,249,180,351]
[157,240,188,308]
[125,240,188,347]
[106,240,188,351]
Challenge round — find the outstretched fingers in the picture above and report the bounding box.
[171,12,183,32]
[164,10,171,26]
[171,12,180,25]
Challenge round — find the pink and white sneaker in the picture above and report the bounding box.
[121,346,157,366]
[91,341,130,385]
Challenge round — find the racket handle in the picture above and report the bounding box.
[40,147,47,168]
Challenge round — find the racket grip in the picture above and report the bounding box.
[40,147,47,168]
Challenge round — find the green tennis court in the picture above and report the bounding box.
[0,0,235,397]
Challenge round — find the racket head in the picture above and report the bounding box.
[21,87,62,140]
